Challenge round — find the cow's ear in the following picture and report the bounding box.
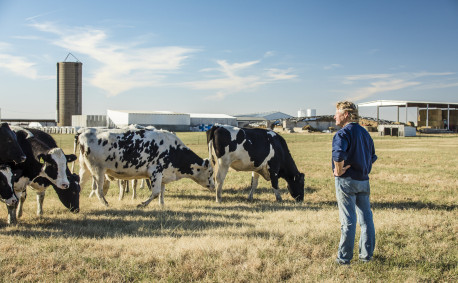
[66,154,77,163]
[37,154,46,165]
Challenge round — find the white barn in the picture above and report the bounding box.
[107,110,190,131]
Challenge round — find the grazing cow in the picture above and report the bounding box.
[0,123,27,164]
[15,128,81,217]
[206,125,304,203]
[0,165,18,206]
[7,127,77,224]
[76,128,214,207]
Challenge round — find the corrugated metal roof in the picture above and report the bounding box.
[358,100,458,108]
[108,110,187,115]
[189,113,236,119]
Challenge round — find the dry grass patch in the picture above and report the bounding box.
[0,132,455,282]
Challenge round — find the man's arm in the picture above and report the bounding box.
[333,160,351,177]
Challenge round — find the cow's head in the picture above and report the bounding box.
[0,165,18,206]
[286,172,305,202]
[193,158,215,191]
[38,148,77,189]
[53,172,80,213]
[0,123,26,164]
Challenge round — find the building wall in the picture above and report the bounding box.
[129,113,190,125]
[72,115,107,127]
[190,117,237,127]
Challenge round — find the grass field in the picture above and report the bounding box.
[0,131,456,282]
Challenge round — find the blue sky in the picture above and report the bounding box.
[0,0,457,121]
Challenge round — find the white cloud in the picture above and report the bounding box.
[323,64,343,70]
[348,79,420,101]
[343,71,456,101]
[265,68,297,80]
[0,42,52,80]
[184,59,296,100]
[29,21,198,96]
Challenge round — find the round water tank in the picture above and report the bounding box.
[306,109,316,117]
[297,109,306,118]
[57,62,82,126]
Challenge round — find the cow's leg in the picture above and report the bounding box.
[118,180,125,200]
[16,190,27,219]
[215,162,229,203]
[78,159,92,190]
[103,179,110,196]
[131,179,137,200]
[7,204,17,225]
[94,172,109,207]
[270,174,282,202]
[159,184,165,205]
[36,191,45,216]
[248,172,260,201]
[139,179,145,190]
[88,176,97,198]
[145,179,152,191]
[137,172,162,208]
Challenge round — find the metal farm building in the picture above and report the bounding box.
[107,110,190,131]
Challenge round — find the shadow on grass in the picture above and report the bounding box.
[0,208,264,239]
[372,201,456,211]
[313,200,456,211]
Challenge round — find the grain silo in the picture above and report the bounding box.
[57,54,82,126]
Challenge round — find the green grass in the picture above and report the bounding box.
[0,132,456,282]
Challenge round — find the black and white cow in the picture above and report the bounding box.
[7,127,77,224]
[206,125,304,203]
[0,165,18,206]
[76,128,214,207]
[15,128,80,217]
[0,123,27,164]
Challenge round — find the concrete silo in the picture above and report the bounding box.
[57,57,82,126]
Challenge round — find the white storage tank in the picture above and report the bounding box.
[297,109,306,118]
[306,109,316,117]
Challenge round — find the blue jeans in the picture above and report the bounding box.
[335,177,375,263]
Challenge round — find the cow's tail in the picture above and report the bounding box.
[205,126,217,161]
[71,132,81,173]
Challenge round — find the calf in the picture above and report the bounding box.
[76,128,214,207]
[206,125,304,202]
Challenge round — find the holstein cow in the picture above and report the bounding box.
[7,127,77,224]
[0,165,18,206]
[76,128,214,207]
[0,123,27,164]
[206,125,304,203]
[15,128,80,217]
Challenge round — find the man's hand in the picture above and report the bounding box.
[334,160,351,177]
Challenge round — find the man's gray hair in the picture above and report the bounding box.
[336,101,359,121]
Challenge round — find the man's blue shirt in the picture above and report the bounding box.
[332,123,377,180]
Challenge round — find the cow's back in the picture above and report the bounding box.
[79,129,184,176]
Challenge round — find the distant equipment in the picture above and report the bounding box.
[57,53,82,126]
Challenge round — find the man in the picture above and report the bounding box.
[332,101,377,265]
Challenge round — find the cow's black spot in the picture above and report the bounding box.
[102,140,108,146]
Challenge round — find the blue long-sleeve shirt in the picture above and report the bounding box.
[332,123,377,180]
